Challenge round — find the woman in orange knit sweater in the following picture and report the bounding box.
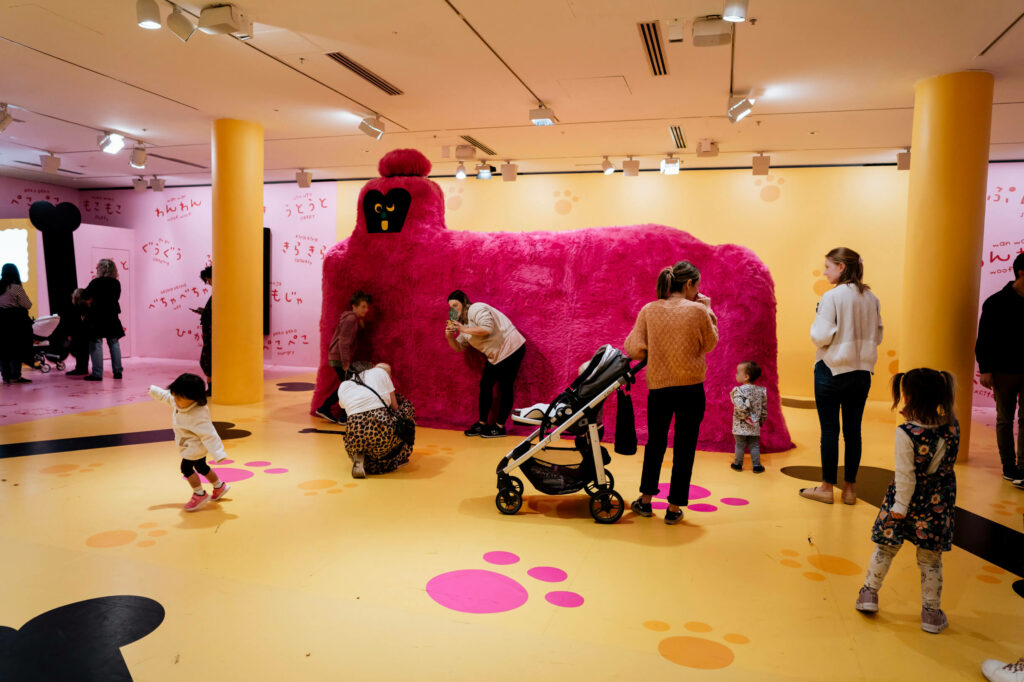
[625,261,719,524]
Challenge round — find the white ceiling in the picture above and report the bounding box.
[0,0,1022,188]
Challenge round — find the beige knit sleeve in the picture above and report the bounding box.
[624,306,648,360]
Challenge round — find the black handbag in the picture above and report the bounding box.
[353,374,416,447]
[614,387,637,455]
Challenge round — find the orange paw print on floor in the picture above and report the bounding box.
[298,479,347,496]
[811,270,831,296]
[755,175,784,202]
[86,521,169,549]
[779,549,861,581]
[445,186,464,211]
[977,564,1009,584]
[41,462,104,477]
[990,500,1020,518]
[554,190,579,215]
[643,620,749,670]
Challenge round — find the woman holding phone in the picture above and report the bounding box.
[444,290,526,438]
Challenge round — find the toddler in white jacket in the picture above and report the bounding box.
[149,372,229,512]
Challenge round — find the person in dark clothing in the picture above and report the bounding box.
[0,263,33,384]
[975,252,1024,484]
[82,258,125,381]
[64,288,91,375]
[190,266,212,395]
[315,291,373,424]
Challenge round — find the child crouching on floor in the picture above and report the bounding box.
[855,368,959,634]
[148,372,229,512]
[730,361,767,473]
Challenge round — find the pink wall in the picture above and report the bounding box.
[0,176,72,220]
[974,162,1024,409]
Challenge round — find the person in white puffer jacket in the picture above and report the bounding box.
[148,373,229,512]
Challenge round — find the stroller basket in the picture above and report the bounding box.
[495,344,646,524]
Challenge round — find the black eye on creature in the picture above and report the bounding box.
[362,189,411,234]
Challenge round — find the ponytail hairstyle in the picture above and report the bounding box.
[656,260,701,300]
[891,368,956,425]
[825,247,869,293]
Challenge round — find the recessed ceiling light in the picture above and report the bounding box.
[358,116,384,140]
[660,154,680,175]
[167,6,196,42]
[500,162,518,182]
[129,146,147,169]
[136,0,161,29]
[455,162,466,180]
[723,0,748,22]
[727,95,754,123]
[601,156,616,175]
[98,133,125,154]
[529,106,556,126]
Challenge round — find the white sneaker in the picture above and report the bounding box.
[983,658,1024,682]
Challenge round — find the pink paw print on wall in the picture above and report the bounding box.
[426,551,583,614]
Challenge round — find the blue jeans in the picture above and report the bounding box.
[814,361,871,484]
[89,338,123,378]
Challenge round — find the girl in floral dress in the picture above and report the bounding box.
[854,368,959,634]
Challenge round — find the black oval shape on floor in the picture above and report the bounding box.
[276,382,315,392]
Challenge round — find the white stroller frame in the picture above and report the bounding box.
[31,314,65,373]
[495,345,646,524]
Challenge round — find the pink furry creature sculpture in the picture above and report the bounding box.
[313,149,793,453]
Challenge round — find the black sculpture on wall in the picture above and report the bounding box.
[28,200,81,316]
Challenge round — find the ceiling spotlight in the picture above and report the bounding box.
[167,6,196,42]
[296,170,312,187]
[622,157,640,177]
[0,105,12,134]
[697,138,719,157]
[132,177,148,192]
[727,95,755,123]
[40,154,60,174]
[660,154,681,175]
[358,116,384,140]
[136,0,161,29]
[198,4,253,38]
[601,156,616,175]
[475,162,495,180]
[752,153,771,175]
[500,161,518,182]
[455,162,467,180]
[897,148,911,171]
[98,133,125,154]
[150,176,166,191]
[723,0,748,22]
[129,146,147,169]
[529,106,556,126]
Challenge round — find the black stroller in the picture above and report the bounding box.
[30,314,68,373]
[495,345,646,524]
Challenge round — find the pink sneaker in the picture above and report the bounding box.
[184,492,209,512]
[210,483,230,501]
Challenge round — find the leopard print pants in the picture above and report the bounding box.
[342,395,415,475]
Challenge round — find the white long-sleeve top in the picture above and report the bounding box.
[891,422,948,516]
[148,386,226,462]
[810,283,883,375]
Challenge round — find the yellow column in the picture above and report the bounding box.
[901,71,993,459]
[211,119,264,404]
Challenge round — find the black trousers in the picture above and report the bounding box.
[992,372,1024,474]
[479,344,526,425]
[318,366,349,414]
[180,457,211,477]
[639,383,706,507]
[814,361,871,484]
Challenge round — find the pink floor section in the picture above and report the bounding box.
[0,358,309,426]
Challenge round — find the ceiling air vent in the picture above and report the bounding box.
[669,125,686,149]
[325,52,404,95]
[638,21,668,76]
[461,135,496,157]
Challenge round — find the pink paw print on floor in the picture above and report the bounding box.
[197,459,288,483]
[652,483,749,513]
[426,551,583,614]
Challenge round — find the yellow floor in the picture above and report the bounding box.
[1,375,1021,680]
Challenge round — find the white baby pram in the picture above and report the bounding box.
[31,314,66,373]
[495,344,646,524]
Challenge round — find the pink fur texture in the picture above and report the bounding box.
[314,149,793,453]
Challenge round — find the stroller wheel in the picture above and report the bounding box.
[495,487,523,515]
[508,476,524,496]
[589,490,624,524]
[584,471,614,497]
[39,363,51,373]
[55,361,66,371]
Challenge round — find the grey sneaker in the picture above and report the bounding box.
[921,607,948,634]
[855,586,878,613]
